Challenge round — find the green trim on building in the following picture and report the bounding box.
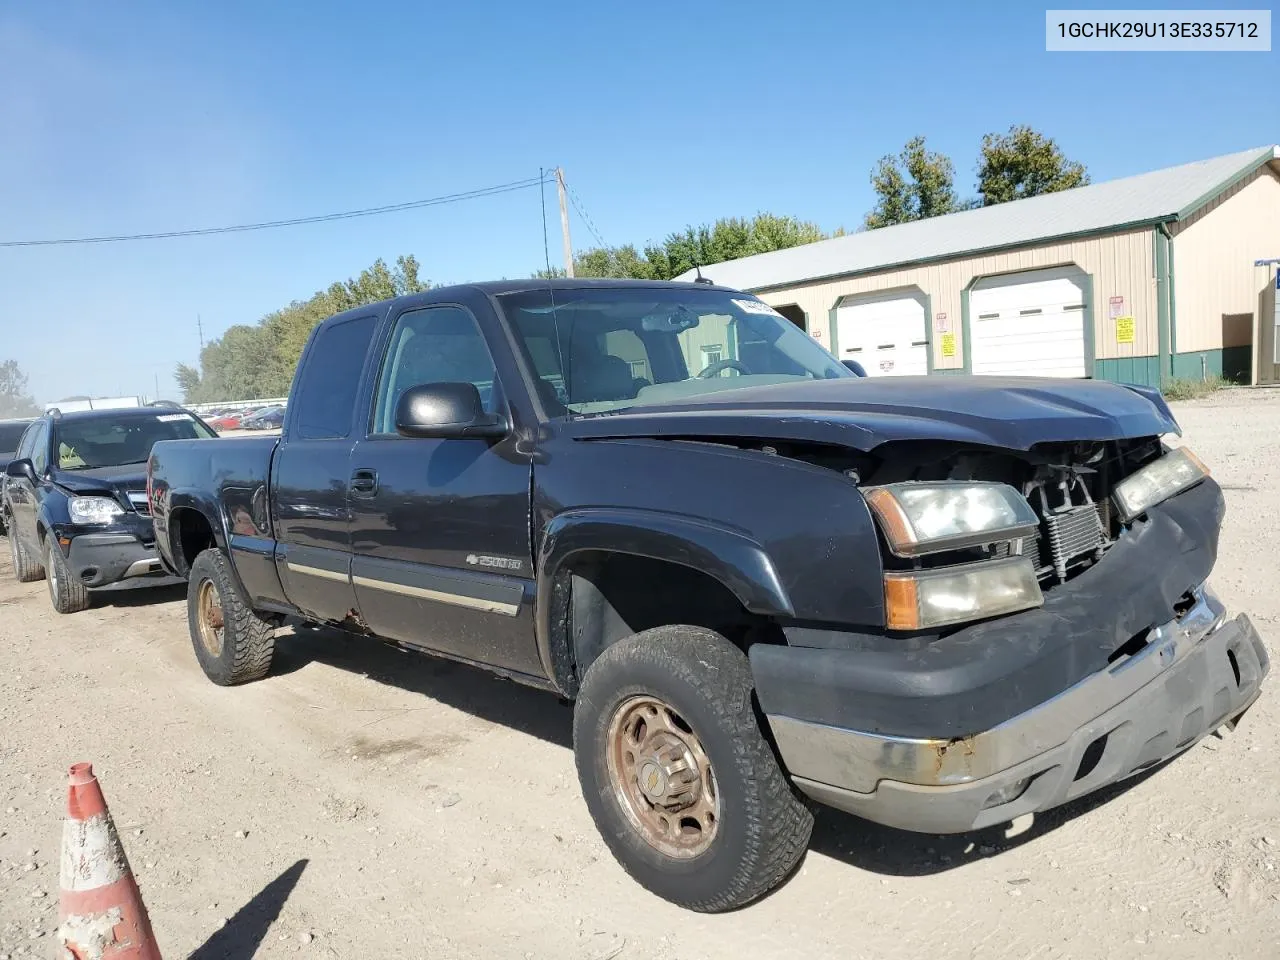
[1095,348,1252,387]
[922,292,935,375]
[1171,347,1252,383]
[827,302,840,357]
[1153,226,1172,383]
[1166,228,1178,357]
[959,284,973,374]
[1080,272,1097,377]
[932,367,967,375]
[1174,147,1278,220]
[1095,356,1163,386]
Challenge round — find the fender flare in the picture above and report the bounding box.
[534,507,793,692]
[163,491,254,608]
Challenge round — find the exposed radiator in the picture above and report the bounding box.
[1041,503,1107,581]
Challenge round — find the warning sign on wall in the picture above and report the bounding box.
[1109,295,1126,320]
[940,333,957,358]
[1115,316,1135,344]
[934,312,950,333]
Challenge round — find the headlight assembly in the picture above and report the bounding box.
[863,481,1039,557]
[884,557,1044,630]
[68,496,124,525]
[1112,447,1209,522]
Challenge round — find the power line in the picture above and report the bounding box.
[0,175,552,248]
[563,177,609,249]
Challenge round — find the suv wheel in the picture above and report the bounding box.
[7,522,44,583]
[573,625,813,912]
[46,539,90,614]
[187,548,277,685]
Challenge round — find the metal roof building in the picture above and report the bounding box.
[679,146,1280,387]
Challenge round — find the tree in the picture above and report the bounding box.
[864,136,959,229]
[0,360,40,418]
[174,363,204,404]
[977,125,1089,206]
[535,215,827,282]
[179,255,432,404]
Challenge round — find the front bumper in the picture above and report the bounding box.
[65,533,181,589]
[763,586,1269,833]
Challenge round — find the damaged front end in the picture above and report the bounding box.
[746,435,1270,834]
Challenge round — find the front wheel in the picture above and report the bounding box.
[573,626,813,912]
[7,522,44,583]
[187,548,277,685]
[46,539,90,614]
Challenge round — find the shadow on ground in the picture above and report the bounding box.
[189,858,308,960]
[91,582,187,608]
[270,624,574,749]
[806,756,1176,877]
[263,623,1197,880]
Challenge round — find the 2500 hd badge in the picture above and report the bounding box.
[146,279,1268,911]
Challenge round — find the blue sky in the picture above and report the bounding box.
[0,1,1275,403]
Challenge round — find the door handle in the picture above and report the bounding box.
[350,468,378,497]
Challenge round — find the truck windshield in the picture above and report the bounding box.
[54,412,216,470]
[497,287,850,416]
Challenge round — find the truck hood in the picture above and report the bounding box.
[52,463,149,500]
[562,376,1179,452]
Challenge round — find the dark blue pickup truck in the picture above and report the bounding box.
[147,279,1268,911]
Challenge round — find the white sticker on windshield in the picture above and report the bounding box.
[732,298,783,317]
[156,414,191,422]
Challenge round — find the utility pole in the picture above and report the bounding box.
[154,372,160,403]
[197,314,204,349]
[555,167,574,277]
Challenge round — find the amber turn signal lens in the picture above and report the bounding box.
[883,574,921,630]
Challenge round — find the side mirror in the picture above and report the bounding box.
[841,359,868,377]
[395,383,509,440]
[5,458,37,483]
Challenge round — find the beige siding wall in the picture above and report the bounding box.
[1171,166,1280,382]
[756,229,1158,370]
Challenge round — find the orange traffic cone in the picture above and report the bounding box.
[56,763,162,960]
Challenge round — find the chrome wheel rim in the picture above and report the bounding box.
[605,694,720,859]
[196,578,225,657]
[47,547,58,599]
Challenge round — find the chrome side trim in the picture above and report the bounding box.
[285,561,349,583]
[351,575,520,617]
[768,583,1227,791]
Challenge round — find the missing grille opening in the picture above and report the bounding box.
[1227,648,1241,687]
[1075,734,1108,781]
[1173,591,1197,619]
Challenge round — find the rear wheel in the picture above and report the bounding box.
[46,539,90,614]
[573,625,813,912]
[187,548,276,685]
[7,522,44,583]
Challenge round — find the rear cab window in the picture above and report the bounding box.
[291,315,379,440]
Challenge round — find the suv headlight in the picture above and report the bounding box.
[1112,447,1209,522]
[69,496,125,525]
[863,481,1039,557]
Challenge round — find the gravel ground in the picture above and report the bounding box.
[2,389,1278,959]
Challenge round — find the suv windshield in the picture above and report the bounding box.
[53,412,215,470]
[497,286,849,416]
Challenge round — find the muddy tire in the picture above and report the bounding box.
[46,538,90,614]
[7,522,44,583]
[187,548,276,686]
[573,625,813,912]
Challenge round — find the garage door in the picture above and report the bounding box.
[835,291,929,377]
[969,267,1089,377]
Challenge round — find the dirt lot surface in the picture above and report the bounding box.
[3,390,1279,959]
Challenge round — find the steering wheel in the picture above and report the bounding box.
[697,358,752,379]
